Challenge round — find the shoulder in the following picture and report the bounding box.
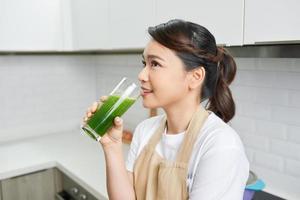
[135,115,164,134]
[198,112,245,152]
[136,114,164,132]
[132,115,164,146]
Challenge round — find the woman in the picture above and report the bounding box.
[84,19,249,200]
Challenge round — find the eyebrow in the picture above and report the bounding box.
[142,54,165,62]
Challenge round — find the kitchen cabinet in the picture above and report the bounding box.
[0,0,71,51]
[108,0,155,49]
[244,0,300,44]
[71,0,155,50]
[70,0,110,50]
[1,168,62,200]
[155,0,244,46]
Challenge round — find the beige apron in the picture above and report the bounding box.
[133,105,209,200]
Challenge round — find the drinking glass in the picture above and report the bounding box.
[81,77,140,141]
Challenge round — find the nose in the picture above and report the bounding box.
[138,66,149,83]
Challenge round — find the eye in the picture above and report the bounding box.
[141,60,146,67]
[150,60,161,68]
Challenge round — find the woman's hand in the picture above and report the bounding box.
[83,96,123,149]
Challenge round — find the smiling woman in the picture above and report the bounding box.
[139,40,194,110]
[83,19,249,200]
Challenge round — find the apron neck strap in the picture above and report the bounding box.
[147,116,167,149]
[175,105,209,163]
[146,105,209,164]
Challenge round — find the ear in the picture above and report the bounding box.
[187,66,205,90]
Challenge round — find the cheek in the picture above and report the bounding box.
[152,73,188,101]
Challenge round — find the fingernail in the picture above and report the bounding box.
[116,117,121,123]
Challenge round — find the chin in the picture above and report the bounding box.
[142,100,159,109]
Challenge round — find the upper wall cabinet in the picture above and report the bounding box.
[244,0,300,44]
[0,0,70,51]
[155,0,244,46]
[70,0,110,50]
[71,0,155,50]
[108,0,155,49]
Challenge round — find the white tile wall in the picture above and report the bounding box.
[0,54,149,143]
[0,55,97,143]
[288,125,300,144]
[1,54,300,199]
[231,58,300,199]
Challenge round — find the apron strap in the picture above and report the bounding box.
[146,115,167,149]
[175,105,209,163]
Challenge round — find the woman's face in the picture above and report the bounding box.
[138,40,191,109]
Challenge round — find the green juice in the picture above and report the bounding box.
[84,95,136,139]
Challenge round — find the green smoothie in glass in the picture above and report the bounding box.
[81,78,140,141]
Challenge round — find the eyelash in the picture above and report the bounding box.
[142,60,161,68]
[142,60,146,67]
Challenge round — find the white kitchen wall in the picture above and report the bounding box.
[230,58,300,200]
[0,54,148,144]
[0,54,300,199]
[0,55,97,142]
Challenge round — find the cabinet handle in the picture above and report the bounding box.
[255,40,300,45]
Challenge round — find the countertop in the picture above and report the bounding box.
[0,131,130,199]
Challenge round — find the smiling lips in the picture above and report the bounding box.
[141,87,153,96]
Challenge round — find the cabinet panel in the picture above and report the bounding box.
[1,169,57,200]
[0,0,64,51]
[0,181,2,200]
[155,0,244,46]
[109,0,155,49]
[70,0,110,50]
[244,0,300,44]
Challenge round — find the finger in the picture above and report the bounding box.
[87,106,92,113]
[85,109,91,119]
[87,112,92,118]
[83,116,88,122]
[114,117,123,128]
[108,117,123,140]
[100,96,108,102]
[91,102,98,113]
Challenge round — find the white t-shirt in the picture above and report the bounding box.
[126,111,249,200]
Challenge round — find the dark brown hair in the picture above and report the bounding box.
[148,19,237,123]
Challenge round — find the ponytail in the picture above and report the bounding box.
[207,47,237,123]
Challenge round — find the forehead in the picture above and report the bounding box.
[142,40,175,59]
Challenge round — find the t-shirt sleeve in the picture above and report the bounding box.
[125,123,142,172]
[189,147,249,200]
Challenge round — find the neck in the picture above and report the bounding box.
[163,96,200,135]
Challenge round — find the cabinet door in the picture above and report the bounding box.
[108,0,155,49]
[70,0,110,50]
[0,181,2,200]
[0,0,64,51]
[1,169,58,200]
[155,0,244,46]
[244,0,300,44]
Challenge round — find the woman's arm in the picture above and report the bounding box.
[103,141,135,200]
[84,98,135,200]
